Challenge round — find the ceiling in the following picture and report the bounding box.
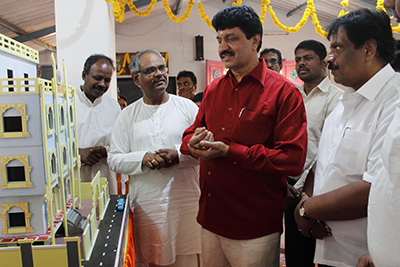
[0,0,396,53]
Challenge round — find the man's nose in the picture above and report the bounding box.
[325,53,334,64]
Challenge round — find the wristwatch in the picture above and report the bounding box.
[299,200,311,220]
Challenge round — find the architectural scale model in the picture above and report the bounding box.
[0,33,112,266]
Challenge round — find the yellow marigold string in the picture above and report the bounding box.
[197,3,214,31]
[117,53,130,76]
[106,0,125,23]
[126,0,157,17]
[307,0,328,37]
[267,1,311,33]
[232,0,243,6]
[260,0,269,25]
[162,0,194,23]
[340,0,349,8]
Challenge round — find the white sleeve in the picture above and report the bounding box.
[107,113,150,176]
[177,99,200,168]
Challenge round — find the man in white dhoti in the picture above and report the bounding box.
[108,49,201,267]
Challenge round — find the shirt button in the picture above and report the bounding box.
[234,88,238,92]
[208,171,211,175]
[221,127,225,131]
[228,107,232,111]
[233,161,237,165]
[208,193,211,197]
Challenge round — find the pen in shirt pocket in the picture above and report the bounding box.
[238,106,246,118]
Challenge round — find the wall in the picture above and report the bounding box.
[115,1,333,93]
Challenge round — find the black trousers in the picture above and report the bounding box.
[284,196,316,267]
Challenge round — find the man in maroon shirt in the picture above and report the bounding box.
[180,5,307,266]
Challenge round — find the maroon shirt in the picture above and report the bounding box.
[181,60,307,239]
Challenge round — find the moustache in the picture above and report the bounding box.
[220,50,234,58]
[93,85,107,92]
[267,66,275,71]
[328,63,339,70]
[152,76,166,84]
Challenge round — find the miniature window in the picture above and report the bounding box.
[9,212,25,227]
[0,104,30,138]
[50,151,57,178]
[69,104,74,123]
[0,156,33,189]
[24,73,29,92]
[7,69,14,92]
[72,140,76,159]
[0,203,33,234]
[46,104,55,135]
[60,105,65,126]
[61,144,68,172]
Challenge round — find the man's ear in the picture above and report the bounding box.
[252,34,261,51]
[131,72,140,87]
[82,71,87,80]
[364,39,378,61]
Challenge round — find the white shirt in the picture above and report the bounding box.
[368,107,400,267]
[293,77,343,191]
[108,94,201,265]
[313,65,400,267]
[75,88,121,194]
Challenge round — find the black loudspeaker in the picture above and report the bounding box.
[195,35,204,61]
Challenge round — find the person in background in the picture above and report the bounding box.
[357,1,400,266]
[118,95,128,110]
[108,49,201,267]
[294,8,399,267]
[176,70,197,100]
[191,92,203,107]
[284,39,343,267]
[260,47,282,73]
[76,54,120,195]
[181,5,307,267]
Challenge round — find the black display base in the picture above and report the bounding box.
[83,195,129,267]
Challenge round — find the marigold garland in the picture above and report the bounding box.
[106,0,400,35]
[117,52,130,76]
[162,0,194,23]
[127,0,157,17]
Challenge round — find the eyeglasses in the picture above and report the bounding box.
[265,59,279,65]
[138,65,168,76]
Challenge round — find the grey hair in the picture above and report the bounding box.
[129,49,165,73]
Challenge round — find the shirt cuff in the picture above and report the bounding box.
[226,141,247,166]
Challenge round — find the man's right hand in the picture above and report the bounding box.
[188,127,214,150]
[79,147,103,166]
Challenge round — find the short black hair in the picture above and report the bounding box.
[295,40,327,61]
[177,70,197,85]
[192,92,203,103]
[119,95,127,101]
[260,48,282,65]
[326,8,395,64]
[212,5,263,52]
[83,54,115,73]
[391,52,400,72]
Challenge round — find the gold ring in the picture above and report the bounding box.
[151,159,156,164]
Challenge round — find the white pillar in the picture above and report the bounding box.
[54,0,117,99]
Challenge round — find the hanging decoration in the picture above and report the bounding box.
[105,0,400,36]
[162,0,194,23]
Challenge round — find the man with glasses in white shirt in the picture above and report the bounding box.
[108,49,201,267]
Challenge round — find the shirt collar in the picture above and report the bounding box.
[78,86,103,106]
[225,58,276,87]
[299,76,330,97]
[355,64,395,101]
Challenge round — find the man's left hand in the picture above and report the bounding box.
[156,149,179,168]
[188,140,229,160]
[356,254,375,267]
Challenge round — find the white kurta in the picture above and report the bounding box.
[76,88,121,194]
[368,107,400,267]
[108,94,201,265]
[313,65,400,267]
